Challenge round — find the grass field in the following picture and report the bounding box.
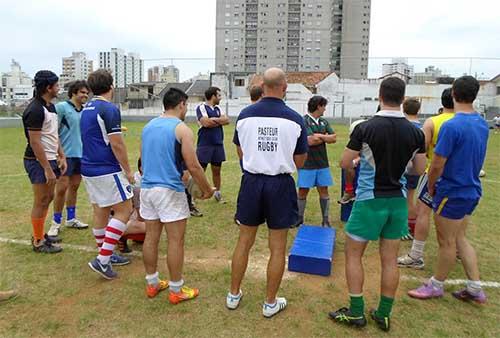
[1,122,499,337]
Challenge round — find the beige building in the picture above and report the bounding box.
[60,52,93,86]
[215,0,371,79]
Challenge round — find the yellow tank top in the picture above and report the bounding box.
[427,112,455,168]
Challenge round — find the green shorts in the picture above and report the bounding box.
[345,197,408,241]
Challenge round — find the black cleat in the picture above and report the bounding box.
[329,307,367,328]
[32,237,62,254]
[370,309,390,332]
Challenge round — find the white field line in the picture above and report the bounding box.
[2,237,500,287]
[482,178,500,184]
[0,173,27,178]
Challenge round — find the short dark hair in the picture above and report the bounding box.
[307,95,328,113]
[204,86,220,101]
[87,69,113,96]
[441,88,454,109]
[34,70,58,97]
[403,98,421,115]
[379,77,406,106]
[163,88,188,110]
[67,80,89,99]
[250,86,263,102]
[452,76,480,103]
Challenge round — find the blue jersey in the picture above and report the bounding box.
[434,112,489,199]
[233,97,308,176]
[80,98,122,177]
[141,117,185,192]
[56,101,83,158]
[196,103,224,146]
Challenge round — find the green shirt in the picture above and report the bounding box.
[303,114,335,169]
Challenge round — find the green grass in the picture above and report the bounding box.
[1,122,499,337]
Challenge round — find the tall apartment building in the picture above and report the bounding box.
[161,65,180,83]
[148,65,180,83]
[60,52,93,86]
[99,48,144,88]
[215,0,370,79]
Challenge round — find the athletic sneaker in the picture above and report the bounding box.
[65,218,88,229]
[146,280,169,298]
[408,282,444,299]
[168,286,199,304]
[338,192,356,205]
[88,258,117,280]
[328,307,367,328]
[263,297,287,318]
[47,221,61,237]
[214,191,227,204]
[110,253,131,266]
[32,237,62,254]
[370,309,390,332]
[397,254,424,269]
[226,290,243,310]
[452,288,487,304]
[190,206,203,217]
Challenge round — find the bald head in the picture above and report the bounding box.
[263,67,287,99]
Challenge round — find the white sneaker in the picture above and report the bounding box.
[226,290,243,310]
[65,218,88,229]
[262,297,287,318]
[47,221,61,237]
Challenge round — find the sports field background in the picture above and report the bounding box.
[1,122,499,337]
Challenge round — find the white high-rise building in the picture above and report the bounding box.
[60,52,93,86]
[382,58,414,79]
[1,59,33,105]
[99,48,144,88]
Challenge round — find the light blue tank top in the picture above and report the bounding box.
[141,117,184,192]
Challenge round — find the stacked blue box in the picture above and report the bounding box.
[288,225,336,276]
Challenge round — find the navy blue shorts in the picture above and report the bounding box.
[24,159,61,184]
[235,173,298,229]
[197,145,226,167]
[433,194,479,220]
[416,173,433,208]
[405,174,420,190]
[63,157,81,176]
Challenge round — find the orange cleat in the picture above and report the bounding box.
[146,280,168,298]
[168,285,199,304]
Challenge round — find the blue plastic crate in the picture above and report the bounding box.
[288,225,336,276]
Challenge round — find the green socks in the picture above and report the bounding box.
[376,295,394,318]
[349,294,365,317]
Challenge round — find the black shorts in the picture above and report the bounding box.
[405,174,420,190]
[235,172,298,229]
[62,157,81,176]
[24,159,61,184]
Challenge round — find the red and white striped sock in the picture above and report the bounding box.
[92,228,106,250]
[97,219,127,265]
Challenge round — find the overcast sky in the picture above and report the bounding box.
[1,0,499,81]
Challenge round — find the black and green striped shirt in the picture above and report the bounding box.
[303,114,335,169]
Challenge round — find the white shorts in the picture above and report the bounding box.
[140,187,189,223]
[82,172,133,207]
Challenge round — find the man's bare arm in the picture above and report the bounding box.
[109,133,134,184]
[340,148,360,170]
[427,154,447,196]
